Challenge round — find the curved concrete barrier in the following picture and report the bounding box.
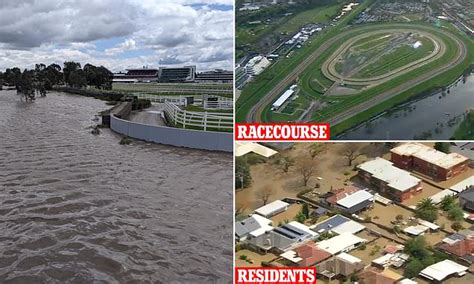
[110,114,232,152]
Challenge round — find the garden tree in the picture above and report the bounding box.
[63,61,81,86]
[415,198,438,222]
[297,157,316,186]
[68,69,87,89]
[275,155,294,173]
[339,143,363,166]
[395,214,404,222]
[440,195,456,211]
[404,258,425,278]
[434,142,450,153]
[302,203,309,218]
[448,206,464,222]
[451,222,463,231]
[256,184,275,206]
[295,211,306,223]
[235,156,251,189]
[309,143,325,159]
[404,236,430,260]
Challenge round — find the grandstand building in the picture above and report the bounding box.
[195,70,233,83]
[112,68,159,83]
[158,66,196,83]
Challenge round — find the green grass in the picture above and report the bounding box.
[354,37,435,78]
[453,111,474,140]
[276,4,341,34]
[184,105,233,113]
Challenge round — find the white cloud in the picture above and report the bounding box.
[0,0,233,71]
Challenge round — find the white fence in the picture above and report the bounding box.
[134,93,234,110]
[162,102,233,131]
[110,114,232,152]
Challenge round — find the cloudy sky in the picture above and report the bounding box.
[0,0,233,72]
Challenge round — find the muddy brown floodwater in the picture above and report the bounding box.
[0,91,233,283]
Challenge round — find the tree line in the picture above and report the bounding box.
[0,62,113,101]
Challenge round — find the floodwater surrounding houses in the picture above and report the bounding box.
[0,91,233,282]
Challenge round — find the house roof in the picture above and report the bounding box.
[281,242,332,266]
[398,279,418,284]
[337,190,374,209]
[403,225,429,236]
[429,189,457,204]
[235,142,278,158]
[357,158,421,192]
[438,236,474,260]
[251,221,318,252]
[254,200,289,217]
[235,214,273,239]
[419,260,468,281]
[358,267,402,284]
[326,186,360,205]
[391,143,469,169]
[312,214,365,235]
[450,176,474,193]
[459,186,474,202]
[337,252,362,264]
[316,233,366,254]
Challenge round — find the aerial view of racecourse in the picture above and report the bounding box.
[0,0,233,282]
[236,0,474,140]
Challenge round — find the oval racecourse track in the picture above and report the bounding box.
[247,24,467,123]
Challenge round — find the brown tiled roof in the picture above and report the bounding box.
[439,237,474,257]
[294,242,332,267]
[358,267,400,284]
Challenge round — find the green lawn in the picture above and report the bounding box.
[276,4,342,34]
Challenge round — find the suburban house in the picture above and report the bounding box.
[254,200,290,218]
[312,214,366,235]
[235,214,273,242]
[459,186,474,212]
[318,253,365,280]
[316,233,366,255]
[390,143,469,181]
[357,158,423,202]
[279,242,332,267]
[358,267,404,284]
[437,226,474,264]
[419,259,468,282]
[246,221,317,253]
[450,176,474,193]
[326,186,375,214]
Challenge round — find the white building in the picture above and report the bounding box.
[245,56,271,76]
[254,200,290,218]
[316,233,366,255]
[419,260,467,281]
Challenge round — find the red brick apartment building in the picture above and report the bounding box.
[357,158,422,202]
[391,143,469,181]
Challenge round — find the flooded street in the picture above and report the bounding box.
[338,74,474,140]
[0,91,232,283]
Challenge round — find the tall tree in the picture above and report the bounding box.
[256,184,275,206]
[63,61,81,86]
[297,157,316,186]
[340,143,363,166]
[434,142,450,153]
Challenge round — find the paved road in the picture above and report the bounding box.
[246,24,467,124]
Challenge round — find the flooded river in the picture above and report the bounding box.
[0,91,232,283]
[338,74,474,140]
